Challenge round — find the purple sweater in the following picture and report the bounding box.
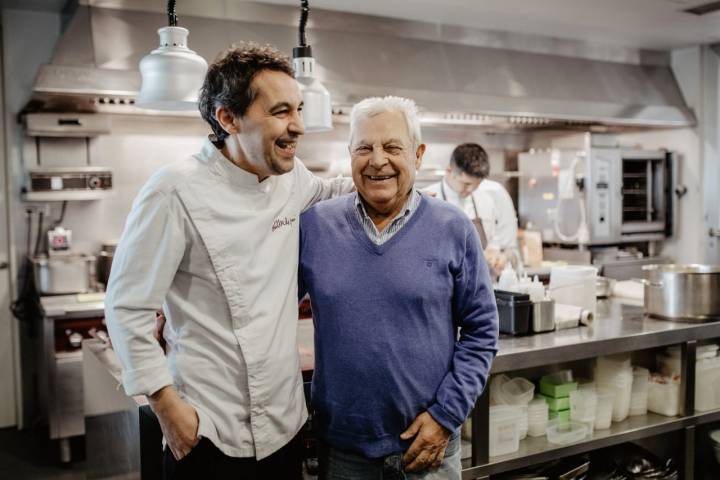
[299,194,498,458]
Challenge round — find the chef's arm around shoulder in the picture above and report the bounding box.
[104,186,186,398]
[427,227,499,432]
[295,158,355,211]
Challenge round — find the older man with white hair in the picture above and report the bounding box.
[299,96,499,479]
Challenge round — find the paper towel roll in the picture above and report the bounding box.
[555,303,594,329]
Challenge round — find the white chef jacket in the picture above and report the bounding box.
[477,179,519,250]
[105,138,353,460]
[425,179,498,249]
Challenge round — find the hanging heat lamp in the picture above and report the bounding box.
[136,0,208,111]
[293,0,333,132]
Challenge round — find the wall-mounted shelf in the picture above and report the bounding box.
[22,190,113,202]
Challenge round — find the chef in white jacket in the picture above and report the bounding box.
[105,44,353,479]
[426,143,519,273]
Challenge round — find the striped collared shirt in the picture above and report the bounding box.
[354,189,422,245]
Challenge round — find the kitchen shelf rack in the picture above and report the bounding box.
[462,299,720,479]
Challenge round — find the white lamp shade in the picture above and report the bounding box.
[136,27,208,111]
[294,56,332,132]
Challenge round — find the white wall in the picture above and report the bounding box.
[2,8,62,427]
[617,46,720,265]
[698,46,720,264]
[616,48,705,263]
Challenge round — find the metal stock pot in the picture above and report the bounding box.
[642,264,720,322]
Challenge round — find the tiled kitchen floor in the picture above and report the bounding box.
[0,423,317,480]
[0,425,128,480]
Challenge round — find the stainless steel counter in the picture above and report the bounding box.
[40,292,105,318]
[492,298,720,373]
[38,292,106,463]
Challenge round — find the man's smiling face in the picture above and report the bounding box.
[234,69,305,176]
[349,110,424,216]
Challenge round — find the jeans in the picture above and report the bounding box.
[319,432,461,480]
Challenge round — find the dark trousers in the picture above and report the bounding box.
[163,433,303,480]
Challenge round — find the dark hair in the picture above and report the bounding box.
[198,42,294,144]
[449,143,490,178]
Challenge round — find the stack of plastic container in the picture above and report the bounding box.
[569,389,597,435]
[540,370,577,425]
[594,388,615,429]
[488,374,535,447]
[527,396,549,437]
[595,354,633,422]
[487,374,536,456]
[629,366,649,416]
[498,377,534,439]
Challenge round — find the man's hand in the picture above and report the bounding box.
[155,311,167,353]
[484,247,507,273]
[148,386,199,460]
[400,411,451,472]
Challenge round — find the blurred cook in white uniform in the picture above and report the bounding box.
[426,143,519,273]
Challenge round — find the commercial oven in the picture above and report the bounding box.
[518,136,675,246]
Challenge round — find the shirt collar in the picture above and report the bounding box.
[442,177,471,204]
[355,188,420,222]
[200,136,277,191]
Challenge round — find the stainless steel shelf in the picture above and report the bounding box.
[23,190,113,202]
[462,413,686,478]
[491,300,720,373]
[463,409,720,478]
[693,407,720,426]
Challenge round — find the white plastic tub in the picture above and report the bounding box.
[647,374,681,417]
[489,405,521,456]
[500,377,535,405]
[696,357,720,412]
[490,374,511,406]
[546,420,588,445]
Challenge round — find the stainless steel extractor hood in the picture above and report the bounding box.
[27,1,696,128]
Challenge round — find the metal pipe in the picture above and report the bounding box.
[167,0,177,27]
[299,0,309,47]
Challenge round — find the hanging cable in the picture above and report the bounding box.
[299,0,309,47]
[34,210,44,256]
[25,209,32,257]
[53,201,67,227]
[167,0,177,27]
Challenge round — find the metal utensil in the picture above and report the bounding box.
[642,264,720,322]
[532,298,555,333]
